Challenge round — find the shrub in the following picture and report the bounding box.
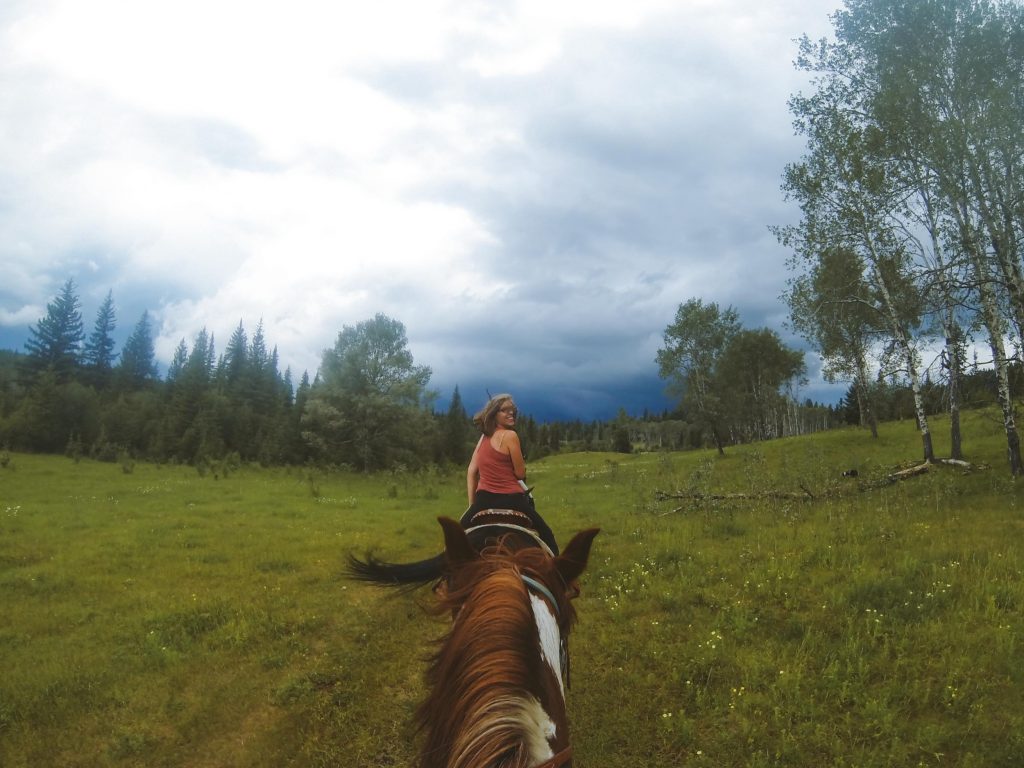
[119,450,135,474]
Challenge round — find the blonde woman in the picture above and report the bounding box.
[461,393,558,554]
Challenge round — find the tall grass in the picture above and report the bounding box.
[1,409,1021,766]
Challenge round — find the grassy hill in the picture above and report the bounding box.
[1,409,1021,766]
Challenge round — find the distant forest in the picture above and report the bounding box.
[0,279,1011,472]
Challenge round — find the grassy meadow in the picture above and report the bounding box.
[1,409,1023,767]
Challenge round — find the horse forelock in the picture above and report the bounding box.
[416,547,572,768]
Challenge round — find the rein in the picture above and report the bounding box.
[522,570,572,694]
[521,573,561,618]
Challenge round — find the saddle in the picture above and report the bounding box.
[462,507,555,557]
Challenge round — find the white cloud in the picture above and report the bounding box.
[0,0,843,416]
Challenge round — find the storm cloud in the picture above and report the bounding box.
[0,0,842,419]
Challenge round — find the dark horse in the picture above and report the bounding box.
[348,513,599,768]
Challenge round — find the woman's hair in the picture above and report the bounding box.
[473,393,514,436]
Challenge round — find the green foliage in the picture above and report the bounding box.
[1,410,1022,766]
[82,290,117,388]
[780,0,1024,474]
[302,314,434,471]
[716,328,805,442]
[440,385,474,464]
[118,449,135,474]
[657,298,741,452]
[23,279,84,384]
[611,426,632,453]
[115,311,159,391]
[0,274,1011,484]
[658,299,805,451]
[785,247,880,433]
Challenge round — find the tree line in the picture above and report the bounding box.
[3,272,1006,471]
[0,282,465,470]
[0,279,852,469]
[775,0,1024,475]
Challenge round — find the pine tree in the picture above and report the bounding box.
[442,385,473,463]
[166,339,189,384]
[248,322,275,410]
[24,279,85,383]
[170,328,219,462]
[221,321,248,387]
[295,370,311,415]
[82,290,117,387]
[249,321,268,375]
[117,311,159,390]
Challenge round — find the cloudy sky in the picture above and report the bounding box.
[0,0,843,420]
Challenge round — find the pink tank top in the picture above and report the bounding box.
[475,435,524,495]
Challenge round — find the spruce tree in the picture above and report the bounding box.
[82,290,117,387]
[442,385,472,463]
[117,311,159,390]
[166,339,189,384]
[221,321,248,387]
[24,278,84,383]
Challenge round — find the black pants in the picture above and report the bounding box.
[460,490,559,555]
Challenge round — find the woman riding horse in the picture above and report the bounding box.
[462,393,559,555]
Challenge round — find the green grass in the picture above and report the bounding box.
[1,409,1022,766]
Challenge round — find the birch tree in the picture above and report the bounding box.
[789,0,1024,474]
[780,102,936,462]
[656,299,740,455]
[715,328,806,442]
[784,246,881,438]
[858,0,1024,472]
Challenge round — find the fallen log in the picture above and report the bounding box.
[887,462,930,482]
[653,458,987,511]
[654,488,815,502]
[876,458,985,487]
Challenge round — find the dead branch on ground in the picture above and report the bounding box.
[653,458,986,513]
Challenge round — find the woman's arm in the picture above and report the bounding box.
[505,430,527,480]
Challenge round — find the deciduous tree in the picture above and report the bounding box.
[657,299,740,454]
[783,0,1024,473]
[304,314,433,470]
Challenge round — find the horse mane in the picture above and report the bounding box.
[416,542,576,768]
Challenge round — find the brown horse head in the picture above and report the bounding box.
[415,517,599,768]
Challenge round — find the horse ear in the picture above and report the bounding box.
[438,516,476,566]
[555,528,600,584]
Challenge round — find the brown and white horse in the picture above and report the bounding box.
[349,515,599,768]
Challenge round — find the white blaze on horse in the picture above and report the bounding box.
[348,513,599,768]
